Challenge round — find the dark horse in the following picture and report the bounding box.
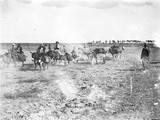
[108,44,125,59]
[92,48,107,64]
[30,52,50,69]
[47,50,73,65]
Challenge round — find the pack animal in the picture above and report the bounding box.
[92,48,107,64]
[108,45,125,59]
[30,52,50,69]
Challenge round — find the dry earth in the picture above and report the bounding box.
[0,46,160,120]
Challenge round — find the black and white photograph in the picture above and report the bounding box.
[0,0,160,119]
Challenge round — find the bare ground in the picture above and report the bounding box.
[0,49,160,120]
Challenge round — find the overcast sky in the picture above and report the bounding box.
[0,0,160,46]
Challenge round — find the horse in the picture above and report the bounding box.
[16,53,26,66]
[65,52,73,64]
[92,48,107,64]
[30,52,50,69]
[46,50,57,64]
[108,45,125,59]
[53,51,73,65]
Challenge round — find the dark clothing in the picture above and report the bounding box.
[36,46,47,62]
[16,46,23,54]
[48,46,52,52]
[63,48,67,53]
[54,44,60,50]
[141,47,150,69]
[141,48,149,59]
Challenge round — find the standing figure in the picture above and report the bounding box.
[141,43,150,70]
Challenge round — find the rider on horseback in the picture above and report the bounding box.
[9,44,18,60]
[63,45,67,54]
[16,43,26,62]
[36,43,46,61]
[48,44,52,52]
[8,43,26,63]
[16,44,24,54]
[10,44,17,53]
[71,46,77,59]
[37,44,45,55]
[54,41,62,55]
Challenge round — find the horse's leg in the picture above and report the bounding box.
[47,63,49,69]
[54,59,56,65]
[35,64,37,69]
[14,60,17,67]
[103,56,105,64]
[64,60,66,65]
[120,53,122,59]
[22,62,24,67]
[116,54,118,60]
[113,54,115,60]
[39,62,42,70]
[51,58,54,65]
[53,58,56,65]
[34,61,36,69]
[43,63,46,70]
[95,56,98,64]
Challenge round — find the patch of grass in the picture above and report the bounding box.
[18,79,37,83]
[18,78,50,84]
[3,87,41,99]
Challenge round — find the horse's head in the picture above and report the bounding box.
[30,52,39,60]
[30,52,35,58]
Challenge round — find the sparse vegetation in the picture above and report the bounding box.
[0,47,160,120]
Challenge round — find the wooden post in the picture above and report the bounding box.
[130,76,133,94]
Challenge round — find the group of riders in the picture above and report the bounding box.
[36,41,62,59]
[9,41,77,63]
[7,41,150,70]
[35,41,74,61]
